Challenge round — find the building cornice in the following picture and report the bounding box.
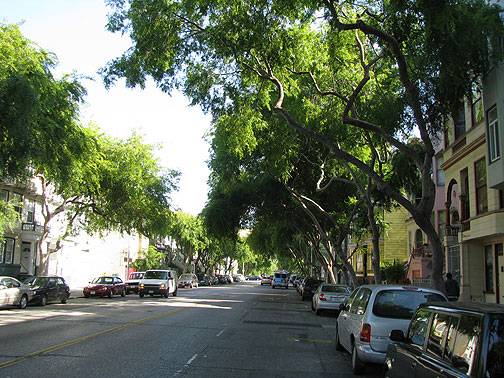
[442,134,486,170]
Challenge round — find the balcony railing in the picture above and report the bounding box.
[445,224,461,237]
[21,222,44,233]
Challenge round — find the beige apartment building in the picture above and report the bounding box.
[442,75,504,303]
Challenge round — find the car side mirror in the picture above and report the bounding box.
[389,330,406,342]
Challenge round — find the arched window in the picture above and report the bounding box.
[415,229,424,248]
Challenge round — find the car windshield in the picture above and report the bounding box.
[129,273,143,279]
[180,274,192,280]
[275,274,287,278]
[487,314,504,377]
[144,271,168,280]
[92,277,114,284]
[26,277,50,286]
[373,290,446,319]
[321,285,349,293]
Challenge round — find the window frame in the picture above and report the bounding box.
[485,245,495,293]
[487,106,500,163]
[474,158,488,215]
[0,237,15,264]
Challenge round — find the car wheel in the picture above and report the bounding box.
[61,296,68,304]
[121,289,126,297]
[272,285,275,289]
[351,343,365,375]
[139,293,144,298]
[84,294,90,298]
[18,294,28,309]
[190,284,193,289]
[163,291,169,298]
[40,294,48,306]
[335,325,343,351]
[315,308,321,316]
[108,290,113,298]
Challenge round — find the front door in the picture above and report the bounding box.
[498,244,504,304]
[20,242,33,274]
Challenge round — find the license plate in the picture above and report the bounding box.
[90,291,95,295]
[148,290,154,294]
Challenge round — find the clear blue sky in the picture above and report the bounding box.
[0,0,211,215]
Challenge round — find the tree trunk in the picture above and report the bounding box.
[368,204,382,284]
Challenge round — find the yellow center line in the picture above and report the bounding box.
[0,308,185,369]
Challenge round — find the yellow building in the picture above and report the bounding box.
[350,206,409,281]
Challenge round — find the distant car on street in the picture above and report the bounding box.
[25,276,70,306]
[138,269,178,298]
[233,274,246,282]
[125,271,144,294]
[272,271,289,289]
[300,278,323,301]
[197,274,213,286]
[178,273,199,288]
[260,276,272,286]
[83,276,127,298]
[311,284,351,315]
[0,276,32,309]
[335,285,447,374]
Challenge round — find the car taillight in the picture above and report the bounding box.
[360,323,371,343]
[319,293,327,301]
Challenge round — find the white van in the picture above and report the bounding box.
[272,271,289,289]
[138,269,178,298]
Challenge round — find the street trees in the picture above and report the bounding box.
[103,0,503,291]
[36,131,179,274]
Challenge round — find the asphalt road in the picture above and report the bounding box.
[0,282,382,378]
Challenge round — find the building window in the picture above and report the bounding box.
[454,102,466,140]
[460,168,470,221]
[471,84,484,127]
[437,210,446,240]
[475,158,488,215]
[0,189,8,202]
[0,237,15,264]
[485,245,494,293]
[487,106,500,163]
[10,192,23,215]
[25,199,35,223]
[436,156,445,186]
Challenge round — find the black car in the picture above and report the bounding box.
[25,276,70,306]
[197,274,212,286]
[385,301,504,378]
[301,278,323,301]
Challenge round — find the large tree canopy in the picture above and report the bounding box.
[0,24,88,183]
[103,0,504,290]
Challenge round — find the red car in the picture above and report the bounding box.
[83,276,127,298]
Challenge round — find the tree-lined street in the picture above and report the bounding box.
[0,282,378,377]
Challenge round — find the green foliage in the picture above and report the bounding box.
[381,260,407,284]
[0,24,88,183]
[132,245,166,271]
[0,199,19,241]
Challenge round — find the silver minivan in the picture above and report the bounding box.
[335,285,447,375]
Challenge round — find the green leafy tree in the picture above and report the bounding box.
[133,245,167,271]
[102,0,504,291]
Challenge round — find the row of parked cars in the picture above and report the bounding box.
[294,276,503,377]
[0,275,70,309]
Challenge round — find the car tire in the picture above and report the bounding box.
[18,294,28,309]
[84,294,90,298]
[272,285,275,289]
[40,294,47,306]
[335,325,343,351]
[190,284,193,289]
[121,289,126,297]
[315,309,321,316]
[139,293,144,298]
[61,296,68,304]
[108,290,113,298]
[351,343,365,375]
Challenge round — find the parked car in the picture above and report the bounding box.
[83,276,127,298]
[312,284,351,315]
[25,276,70,306]
[233,274,246,282]
[260,276,272,286]
[384,301,504,378]
[178,273,199,288]
[197,274,213,286]
[272,271,289,289]
[138,269,178,298]
[125,271,145,294]
[210,276,219,285]
[335,285,447,374]
[246,275,261,281]
[217,275,228,284]
[296,277,306,293]
[225,275,233,283]
[0,276,32,309]
[300,278,324,301]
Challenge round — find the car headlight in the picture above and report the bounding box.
[160,283,166,289]
[139,283,144,288]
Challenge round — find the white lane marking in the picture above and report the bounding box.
[186,354,198,365]
[216,328,225,337]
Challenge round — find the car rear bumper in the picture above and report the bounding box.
[317,301,343,310]
[356,342,386,364]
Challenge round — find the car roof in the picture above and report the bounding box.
[356,284,444,293]
[421,301,504,314]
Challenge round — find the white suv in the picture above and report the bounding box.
[138,269,178,298]
[335,285,447,374]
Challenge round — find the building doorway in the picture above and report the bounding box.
[20,242,35,275]
[497,244,503,304]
